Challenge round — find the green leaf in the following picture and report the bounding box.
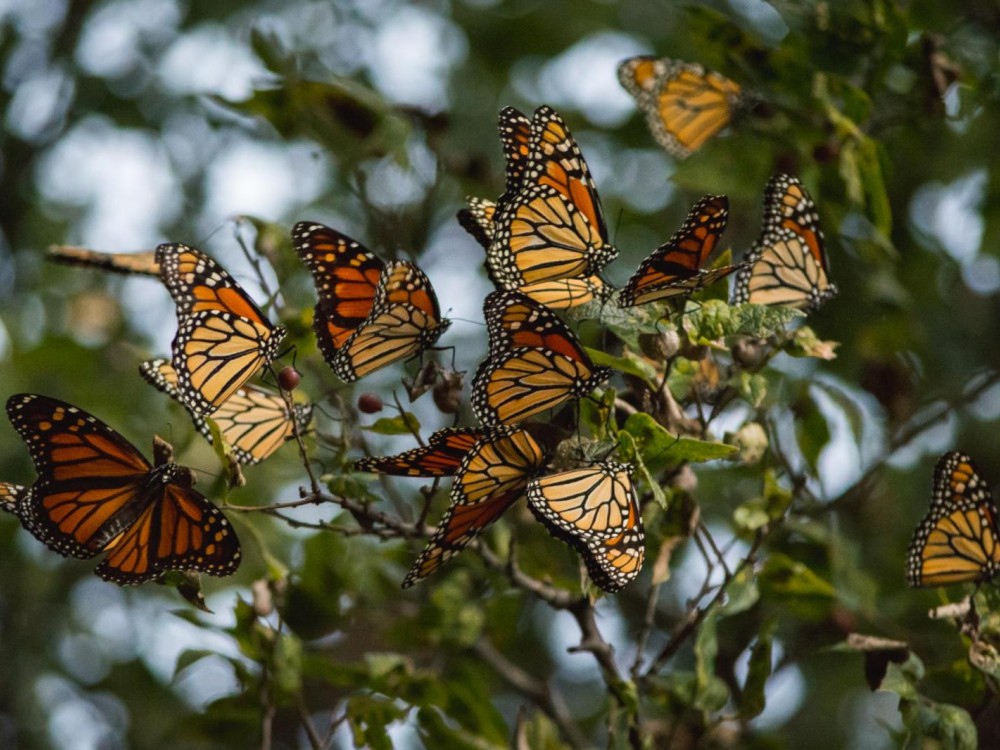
[733,470,793,533]
[738,371,768,408]
[621,412,737,473]
[794,394,832,474]
[693,609,728,712]
[738,622,775,720]
[719,566,760,616]
[362,413,421,435]
[586,346,659,383]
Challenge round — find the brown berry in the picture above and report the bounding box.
[357,393,383,414]
[278,367,301,391]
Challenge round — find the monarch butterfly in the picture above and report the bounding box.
[618,55,742,159]
[619,195,740,306]
[487,107,618,292]
[156,243,286,415]
[404,426,551,587]
[47,246,161,276]
[906,452,1000,587]
[526,461,644,592]
[458,195,607,309]
[354,427,482,477]
[5,394,241,585]
[472,291,611,426]
[140,359,312,465]
[292,222,451,382]
[731,174,837,311]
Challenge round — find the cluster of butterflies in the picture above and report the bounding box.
[1,55,842,594]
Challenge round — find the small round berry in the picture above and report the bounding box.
[278,367,301,391]
[357,393,383,414]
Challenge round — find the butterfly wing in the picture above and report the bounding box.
[0,482,30,532]
[332,261,452,381]
[906,452,1000,587]
[7,394,154,559]
[732,174,837,311]
[619,195,737,306]
[140,359,311,465]
[95,463,241,585]
[457,197,498,250]
[618,56,742,159]
[292,222,384,359]
[403,427,550,586]
[527,461,644,593]
[47,247,161,276]
[472,291,611,426]
[497,106,533,204]
[355,428,482,477]
[156,244,285,415]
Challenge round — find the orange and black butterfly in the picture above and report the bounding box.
[354,428,481,477]
[527,461,644,592]
[471,291,611,427]
[457,108,608,310]
[907,452,1000,587]
[292,222,451,382]
[619,195,739,306]
[156,243,285,415]
[140,359,312,465]
[618,56,742,159]
[5,394,241,585]
[487,108,617,294]
[404,426,551,587]
[47,246,160,276]
[731,174,837,311]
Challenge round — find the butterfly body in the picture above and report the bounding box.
[907,452,1000,587]
[6,394,241,585]
[156,244,285,415]
[618,56,742,159]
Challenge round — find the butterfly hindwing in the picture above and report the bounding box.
[527,461,644,593]
[140,359,312,465]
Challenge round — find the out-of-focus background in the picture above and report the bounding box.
[2,1,1000,748]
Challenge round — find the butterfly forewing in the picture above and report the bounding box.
[731,174,837,311]
[355,428,483,477]
[619,194,738,306]
[907,452,1000,587]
